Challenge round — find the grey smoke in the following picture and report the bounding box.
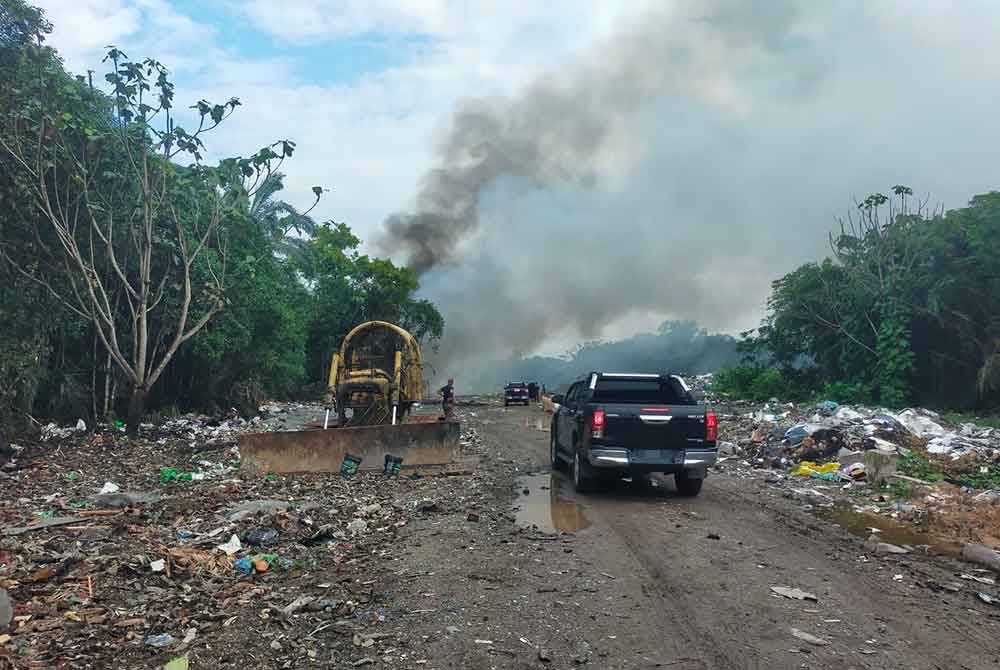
[378,0,1000,383]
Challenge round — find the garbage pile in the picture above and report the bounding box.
[720,402,1000,475]
[0,406,486,668]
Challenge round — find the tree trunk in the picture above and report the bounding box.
[127,385,147,436]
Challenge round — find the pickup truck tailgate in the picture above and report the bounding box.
[601,403,707,448]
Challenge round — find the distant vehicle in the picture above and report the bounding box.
[549,372,717,496]
[504,381,530,407]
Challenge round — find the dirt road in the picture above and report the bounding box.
[389,402,1000,670]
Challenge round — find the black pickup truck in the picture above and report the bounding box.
[549,372,717,495]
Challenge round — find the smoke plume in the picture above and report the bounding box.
[377,0,1000,385]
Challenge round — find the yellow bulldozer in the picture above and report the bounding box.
[237,320,460,474]
[327,320,424,426]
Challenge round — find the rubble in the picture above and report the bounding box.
[0,402,487,668]
[715,398,1000,555]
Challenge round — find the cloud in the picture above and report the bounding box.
[372,0,1000,379]
[32,0,1000,386]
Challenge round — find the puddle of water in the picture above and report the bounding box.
[513,473,590,534]
[817,505,961,556]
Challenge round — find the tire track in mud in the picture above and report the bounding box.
[590,476,999,670]
[711,477,1000,670]
[591,491,755,670]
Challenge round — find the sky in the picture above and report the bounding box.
[32,0,1000,374]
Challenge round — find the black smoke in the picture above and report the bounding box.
[376,0,1000,383]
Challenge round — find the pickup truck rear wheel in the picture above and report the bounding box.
[572,450,593,493]
[674,471,703,497]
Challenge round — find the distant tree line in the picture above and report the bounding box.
[471,321,740,392]
[719,186,1000,409]
[0,0,442,432]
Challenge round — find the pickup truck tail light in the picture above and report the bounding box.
[591,409,606,439]
[705,411,718,442]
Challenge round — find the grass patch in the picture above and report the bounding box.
[897,452,945,483]
[946,463,1000,490]
[898,450,1000,490]
[886,479,913,499]
[941,411,1000,429]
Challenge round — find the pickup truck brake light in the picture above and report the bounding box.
[591,409,606,439]
[705,411,718,442]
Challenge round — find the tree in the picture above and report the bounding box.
[755,186,1000,409]
[0,46,316,433]
[249,171,319,266]
[303,222,444,381]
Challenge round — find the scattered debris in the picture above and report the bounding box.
[962,544,1000,572]
[771,586,818,602]
[145,633,176,648]
[864,535,911,555]
[217,534,242,556]
[790,628,830,646]
[98,481,120,494]
[977,593,999,607]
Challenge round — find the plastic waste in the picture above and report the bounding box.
[840,462,866,480]
[235,553,279,575]
[159,467,195,484]
[242,528,279,547]
[894,408,945,438]
[150,559,165,572]
[816,400,839,415]
[784,424,825,447]
[217,535,242,556]
[791,461,842,480]
[99,481,120,495]
[144,633,176,648]
[340,453,362,478]
[383,455,403,478]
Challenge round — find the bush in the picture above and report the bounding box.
[817,380,874,405]
[715,365,796,402]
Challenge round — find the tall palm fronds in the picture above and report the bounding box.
[250,172,318,267]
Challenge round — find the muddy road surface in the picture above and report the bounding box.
[389,402,1000,670]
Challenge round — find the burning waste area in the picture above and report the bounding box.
[704,378,1000,566]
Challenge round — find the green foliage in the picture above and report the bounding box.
[303,222,444,383]
[0,2,444,426]
[817,380,873,405]
[886,480,912,500]
[714,365,798,402]
[755,186,1000,410]
[897,452,945,483]
[941,411,1000,430]
[947,463,1000,490]
[899,449,1000,491]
